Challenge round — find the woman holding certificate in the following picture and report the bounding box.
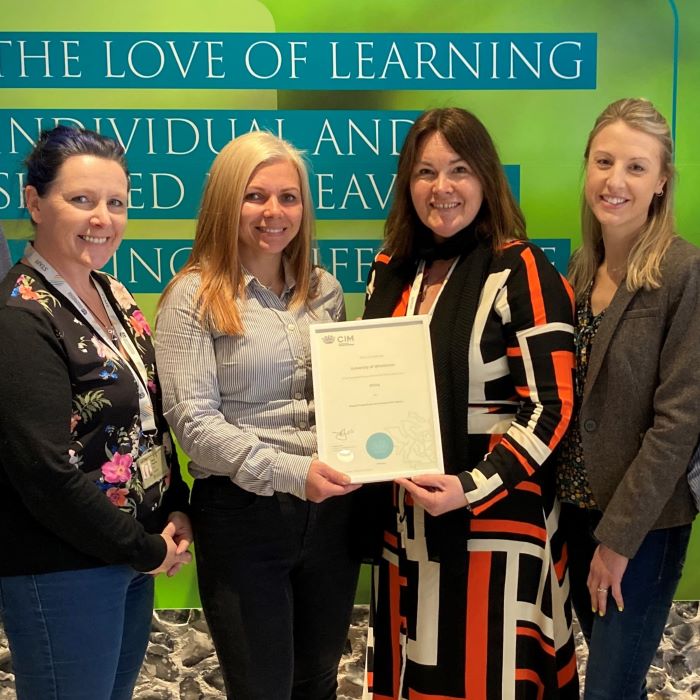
[156,131,360,700]
[362,107,578,698]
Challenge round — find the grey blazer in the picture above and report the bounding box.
[580,237,700,558]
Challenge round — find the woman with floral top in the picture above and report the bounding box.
[556,99,700,699]
[0,126,192,700]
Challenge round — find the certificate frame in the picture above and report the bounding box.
[310,315,444,483]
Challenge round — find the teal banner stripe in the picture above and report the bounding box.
[0,109,519,220]
[7,238,570,293]
[0,33,596,90]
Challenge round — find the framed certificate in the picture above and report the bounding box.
[310,315,444,483]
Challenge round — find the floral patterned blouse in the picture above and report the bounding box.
[556,284,603,509]
[0,263,189,576]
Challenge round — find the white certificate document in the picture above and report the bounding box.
[310,316,444,483]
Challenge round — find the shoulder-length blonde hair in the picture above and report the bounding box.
[569,98,676,300]
[160,131,316,335]
[384,107,526,259]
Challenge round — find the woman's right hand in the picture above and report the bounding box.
[305,460,361,503]
[147,524,193,577]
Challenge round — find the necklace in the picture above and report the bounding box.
[82,283,119,343]
[84,300,118,342]
[419,259,455,302]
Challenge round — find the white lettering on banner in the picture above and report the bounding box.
[4,115,287,155]
[341,174,370,210]
[104,39,226,80]
[330,248,349,279]
[127,173,145,210]
[70,239,566,295]
[550,41,582,79]
[509,42,542,79]
[315,173,396,211]
[379,43,410,80]
[0,172,25,209]
[328,39,582,81]
[169,247,193,276]
[0,35,591,85]
[107,245,376,291]
[151,173,185,210]
[243,40,308,79]
[119,172,185,210]
[355,247,375,284]
[446,43,480,79]
[312,118,413,156]
[0,174,11,209]
[110,247,194,283]
[166,118,200,155]
[129,248,163,284]
[19,40,51,78]
[245,41,282,79]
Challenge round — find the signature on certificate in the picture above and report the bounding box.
[332,428,355,441]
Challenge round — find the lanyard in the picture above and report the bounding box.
[405,258,459,318]
[24,244,157,433]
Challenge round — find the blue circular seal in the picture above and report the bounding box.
[366,432,394,459]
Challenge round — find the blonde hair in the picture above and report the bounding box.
[569,98,676,300]
[160,131,316,335]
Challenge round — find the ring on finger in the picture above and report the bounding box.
[596,587,609,593]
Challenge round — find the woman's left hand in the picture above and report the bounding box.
[163,510,193,577]
[588,543,629,616]
[395,475,469,516]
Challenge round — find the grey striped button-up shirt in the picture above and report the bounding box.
[155,266,345,500]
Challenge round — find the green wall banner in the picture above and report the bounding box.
[3,0,699,606]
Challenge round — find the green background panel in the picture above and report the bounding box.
[3,0,700,604]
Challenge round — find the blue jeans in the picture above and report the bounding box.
[560,503,691,700]
[0,565,154,700]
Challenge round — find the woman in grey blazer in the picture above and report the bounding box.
[556,98,700,699]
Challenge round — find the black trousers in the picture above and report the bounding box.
[191,477,360,700]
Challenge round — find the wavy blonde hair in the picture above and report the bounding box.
[569,98,676,300]
[160,131,316,335]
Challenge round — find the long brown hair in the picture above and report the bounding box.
[569,98,676,300]
[160,131,316,335]
[384,107,526,259]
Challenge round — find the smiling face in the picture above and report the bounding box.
[409,131,484,242]
[585,120,667,242]
[25,154,128,280]
[237,159,303,267]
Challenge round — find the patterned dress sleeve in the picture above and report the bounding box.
[458,243,575,514]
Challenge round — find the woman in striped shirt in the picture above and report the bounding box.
[156,131,360,700]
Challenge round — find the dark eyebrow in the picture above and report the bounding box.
[415,156,467,166]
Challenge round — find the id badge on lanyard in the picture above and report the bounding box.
[24,244,159,439]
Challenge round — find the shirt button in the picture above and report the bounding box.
[296,358,305,368]
[294,392,303,400]
[287,323,296,331]
[583,419,597,432]
[312,452,318,459]
[299,421,307,429]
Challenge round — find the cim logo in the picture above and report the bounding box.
[336,335,355,346]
